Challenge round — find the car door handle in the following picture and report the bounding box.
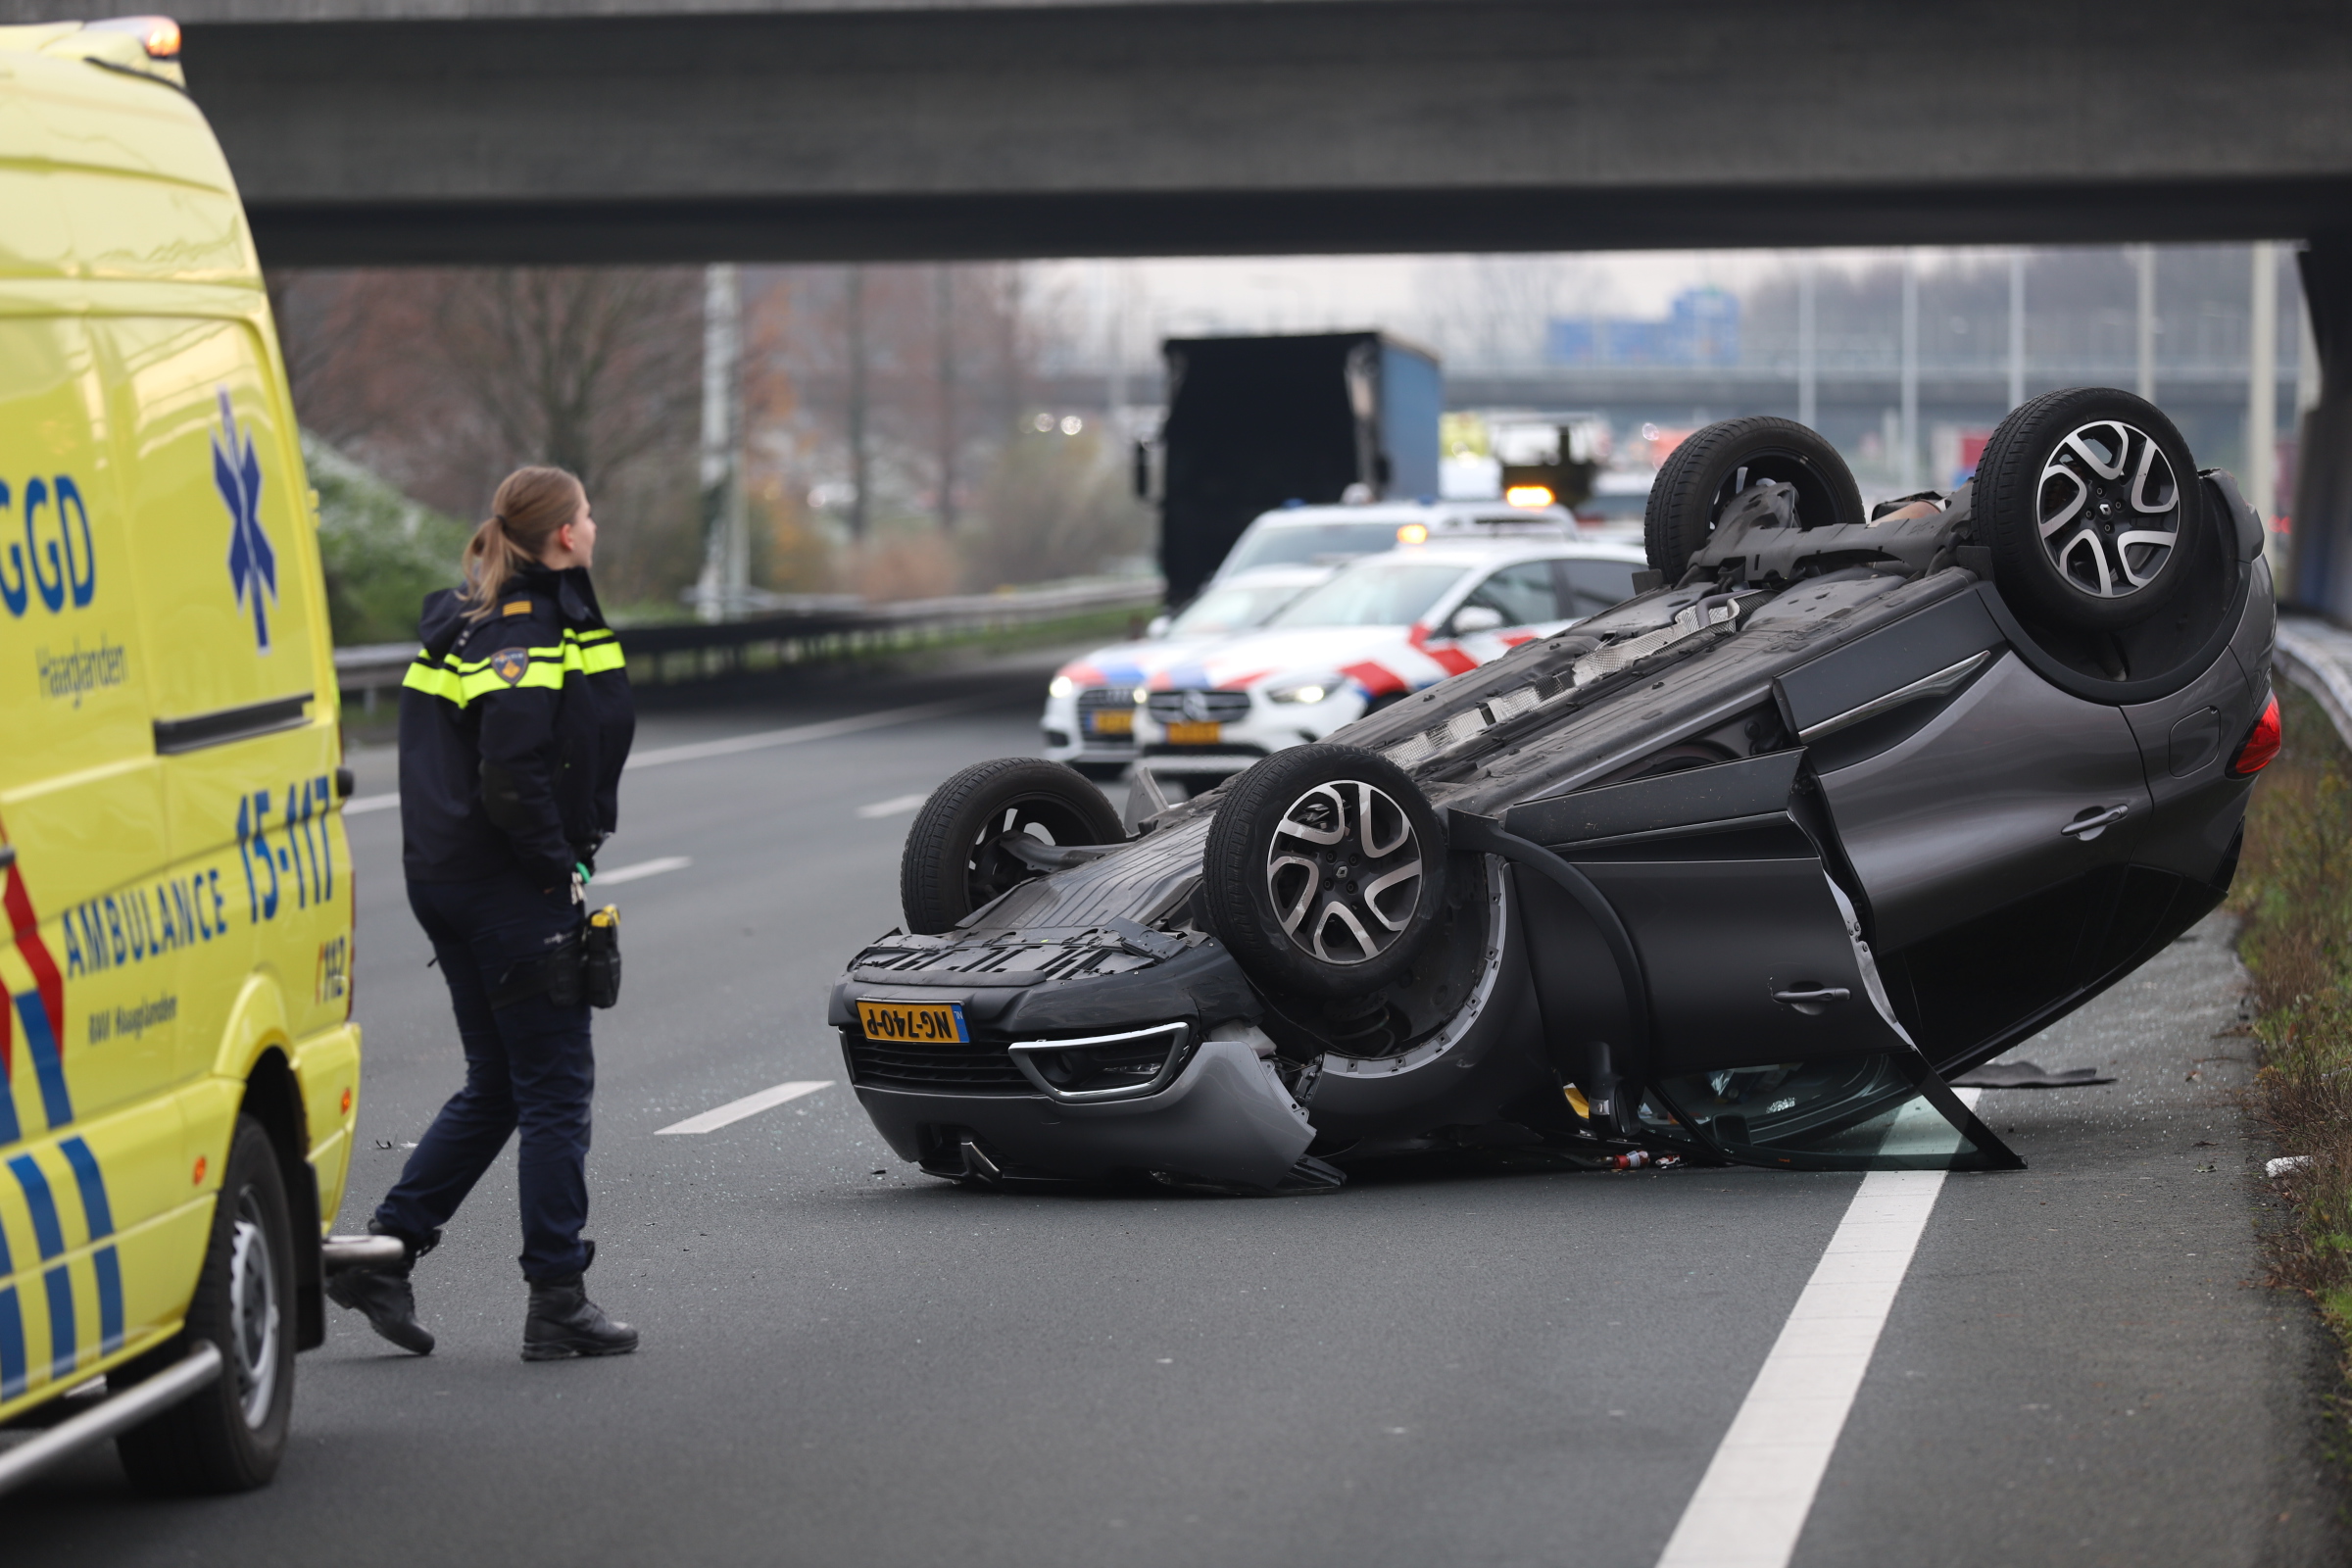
[1771,986,1851,1007]
[2060,804,2131,840]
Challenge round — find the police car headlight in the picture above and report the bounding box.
[1266,678,1339,706]
[1049,675,1076,700]
[1008,1023,1194,1102]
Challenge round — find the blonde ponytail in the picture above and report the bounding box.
[460,466,585,618]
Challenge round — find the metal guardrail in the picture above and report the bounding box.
[2274,614,2352,754]
[333,577,1161,711]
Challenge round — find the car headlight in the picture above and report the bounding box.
[1266,678,1339,706]
[1049,675,1076,700]
[1008,1022,1195,1102]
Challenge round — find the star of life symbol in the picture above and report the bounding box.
[214,389,276,653]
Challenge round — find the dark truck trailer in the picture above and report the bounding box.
[1146,332,1441,606]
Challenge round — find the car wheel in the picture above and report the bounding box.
[1644,416,1865,582]
[117,1114,296,1494]
[1974,387,2203,630]
[1201,745,1447,998]
[900,758,1126,933]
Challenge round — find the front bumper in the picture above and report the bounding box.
[1137,689,1366,758]
[1044,689,1143,767]
[852,1036,1315,1189]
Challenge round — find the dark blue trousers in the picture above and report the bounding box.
[377,875,593,1282]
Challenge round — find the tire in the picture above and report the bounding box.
[1201,744,1447,999]
[117,1115,297,1494]
[1643,416,1865,581]
[1974,386,2203,630]
[900,758,1125,933]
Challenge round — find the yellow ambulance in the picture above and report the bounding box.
[0,15,375,1494]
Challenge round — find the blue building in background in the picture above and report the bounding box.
[1547,286,1740,367]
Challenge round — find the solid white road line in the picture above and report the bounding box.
[345,793,399,816]
[1653,1089,1982,1568]
[595,856,691,886]
[627,700,974,771]
[856,793,930,819]
[655,1080,833,1136]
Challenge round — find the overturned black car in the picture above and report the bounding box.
[830,388,2280,1189]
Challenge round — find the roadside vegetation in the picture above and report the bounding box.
[2230,681,2352,1396]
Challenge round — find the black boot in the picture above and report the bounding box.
[522,1247,637,1361]
[325,1225,435,1355]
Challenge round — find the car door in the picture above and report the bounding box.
[1494,752,2017,1171]
[1789,592,2157,1067]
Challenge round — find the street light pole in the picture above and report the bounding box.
[1899,250,1919,493]
[2134,245,2158,404]
[1797,255,1817,430]
[2007,250,2027,411]
[2249,241,2278,523]
[697,262,744,624]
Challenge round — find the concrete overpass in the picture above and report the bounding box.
[0,0,2339,269]
[7,0,2352,609]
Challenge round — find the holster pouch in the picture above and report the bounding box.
[485,906,619,1010]
[489,928,584,1010]
[584,906,621,1009]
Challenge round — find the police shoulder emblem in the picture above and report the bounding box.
[490,647,530,685]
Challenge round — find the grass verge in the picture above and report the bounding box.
[2229,680,2352,1392]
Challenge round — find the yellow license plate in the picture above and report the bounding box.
[1087,709,1134,736]
[858,999,969,1044]
[1165,721,1221,745]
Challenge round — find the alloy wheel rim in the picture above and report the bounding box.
[1265,780,1423,964]
[2034,419,2180,599]
[226,1191,279,1428]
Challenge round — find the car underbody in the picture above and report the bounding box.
[835,401,2278,1191]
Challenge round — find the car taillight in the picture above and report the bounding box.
[2229,694,2281,777]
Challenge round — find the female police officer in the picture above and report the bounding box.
[329,466,638,1360]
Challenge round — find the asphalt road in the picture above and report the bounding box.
[6,649,2346,1566]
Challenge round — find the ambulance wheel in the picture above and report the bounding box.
[901,758,1126,933]
[1644,416,1864,582]
[118,1115,297,1494]
[1202,744,1448,999]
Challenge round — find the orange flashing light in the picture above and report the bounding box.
[1396,522,1429,545]
[1504,485,1555,508]
[88,15,180,57]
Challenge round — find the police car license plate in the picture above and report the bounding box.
[1087,709,1134,736]
[858,999,969,1044]
[1165,721,1220,745]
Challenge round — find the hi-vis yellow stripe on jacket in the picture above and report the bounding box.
[401,626,621,705]
[397,565,636,887]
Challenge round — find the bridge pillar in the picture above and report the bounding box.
[2290,237,2352,618]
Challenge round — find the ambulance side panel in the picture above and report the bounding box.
[0,48,357,1424]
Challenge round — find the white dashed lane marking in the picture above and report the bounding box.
[595,856,691,886]
[656,1080,834,1136]
[856,794,929,819]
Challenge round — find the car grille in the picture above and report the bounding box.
[1146,689,1252,725]
[1076,687,1141,747]
[845,1034,1036,1095]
